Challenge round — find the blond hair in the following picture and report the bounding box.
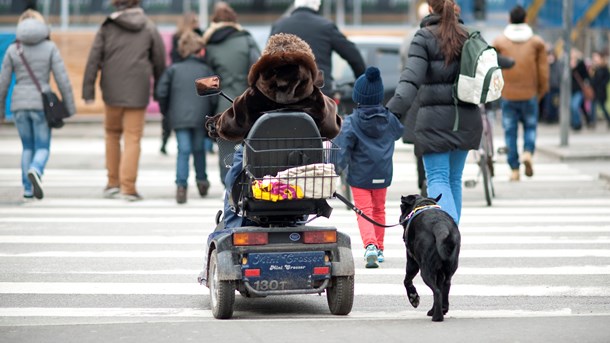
[18,9,46,24]
[178,30,205,58]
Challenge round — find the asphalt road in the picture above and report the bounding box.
[0,120,609,343]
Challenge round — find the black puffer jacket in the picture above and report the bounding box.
[270,7,365,95]
[386,15,481,157]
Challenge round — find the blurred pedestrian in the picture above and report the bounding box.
[160,12,204,156]
[386,0,479,225]
[334,67,404,268]
[202,1,260,188]
[539,44,562,124]
[82,0,166,201]
[493,5,549,181]
[570,49,593,131]
[0,9,76,200]
[591,50,610,129]
[270,0,366,96]
[155,31,217,204]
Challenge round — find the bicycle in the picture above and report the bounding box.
[464,105,496,206]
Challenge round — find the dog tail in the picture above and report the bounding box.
[435,228,457,261]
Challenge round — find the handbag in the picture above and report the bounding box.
[16,41,69,128]
[573,70,595,101]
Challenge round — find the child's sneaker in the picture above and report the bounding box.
[377,249,384,263]
[364,244,379,268]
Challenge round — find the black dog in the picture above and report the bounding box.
[399,194,461,322]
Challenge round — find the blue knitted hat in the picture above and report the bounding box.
[352,66,384,105]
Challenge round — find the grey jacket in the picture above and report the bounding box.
[202,22,259,114]
[82,7,166,108]
[0,19,76,119]
[154,56,217,130]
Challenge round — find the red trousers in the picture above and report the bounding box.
[351,186,387,250]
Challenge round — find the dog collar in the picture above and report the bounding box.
[402,204,441,242]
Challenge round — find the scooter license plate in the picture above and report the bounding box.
[245,251,327,291]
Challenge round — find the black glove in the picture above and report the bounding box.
[205,114,219,139]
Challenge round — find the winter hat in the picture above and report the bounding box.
[352,67,384,105]
[294,0,321,12]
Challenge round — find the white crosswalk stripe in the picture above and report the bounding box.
[1,159,610,322]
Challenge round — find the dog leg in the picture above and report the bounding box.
[404,255,420,308]
[421,271,443,321]
[442,277,451,315]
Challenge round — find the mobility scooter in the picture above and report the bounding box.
[195,76,355,319]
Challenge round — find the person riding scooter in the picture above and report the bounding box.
[205,33,342,228]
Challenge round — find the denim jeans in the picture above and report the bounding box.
[224,145,244,228]
[501,97,538,170]
[174,128,208,187]
[592,99,610,124]
[14,110,51,196]
[570,91,584,129]
[422,150,468,225]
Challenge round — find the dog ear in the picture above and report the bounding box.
[433,193,442,203]
[404,194,417,205]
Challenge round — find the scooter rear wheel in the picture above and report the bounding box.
[326,275,354,315]
[209,250,235,319]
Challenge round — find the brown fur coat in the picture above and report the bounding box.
[207,33,341,141]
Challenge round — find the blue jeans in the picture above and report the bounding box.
[501,97,538,170]
[570,91,584,129]
[14,110,51,196]
[422,150,468,225]
[224,145,245,228]
[174,128,207,187]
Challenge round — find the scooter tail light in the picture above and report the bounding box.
[244,269,260,277]
[233,232,268,246]
[313,266,330,275]
[303,231,337,244]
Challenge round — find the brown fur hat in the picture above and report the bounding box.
[248,33,320,104]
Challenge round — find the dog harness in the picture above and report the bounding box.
[402,204,442,242]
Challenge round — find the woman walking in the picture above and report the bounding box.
[386,0,481,225]
[0,9,76,200]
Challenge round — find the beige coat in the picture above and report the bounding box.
[493,24,549,101]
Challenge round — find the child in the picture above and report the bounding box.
[155,31,217,204]
[334,67,404,268]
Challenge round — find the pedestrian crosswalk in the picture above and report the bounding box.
[1,124,610,323]
[1,159,609,323]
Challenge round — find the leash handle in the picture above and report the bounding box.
[333,192,403,228]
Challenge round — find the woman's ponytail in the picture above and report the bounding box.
[429,0,467,65]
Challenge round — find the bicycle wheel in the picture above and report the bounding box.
[479,154,492,206]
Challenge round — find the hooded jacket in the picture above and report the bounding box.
[386,14,481,157]
[202,22,259,114]
[493,23,549,101]
[0,18,76,119]
[82,7,166,108]
[208,33,341,142]
[155,55,217,130]
[335,105,404,189]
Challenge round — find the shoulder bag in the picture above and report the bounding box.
[573,70,595,101]
[15,41,69,129]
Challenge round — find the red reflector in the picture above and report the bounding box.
[244,269,260,277]
[303,231,337,244]
[233,232,268,246]
[313,267,330,275]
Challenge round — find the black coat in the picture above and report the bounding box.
[155,56,218,130]
[386,15,481,157]
[270,7,365,95]
[592,66,609,103]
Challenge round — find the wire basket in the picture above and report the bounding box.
[242,138,340,201]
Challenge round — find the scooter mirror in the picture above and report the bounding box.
[195,75,222,96]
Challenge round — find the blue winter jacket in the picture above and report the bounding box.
[335,105,404,189]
